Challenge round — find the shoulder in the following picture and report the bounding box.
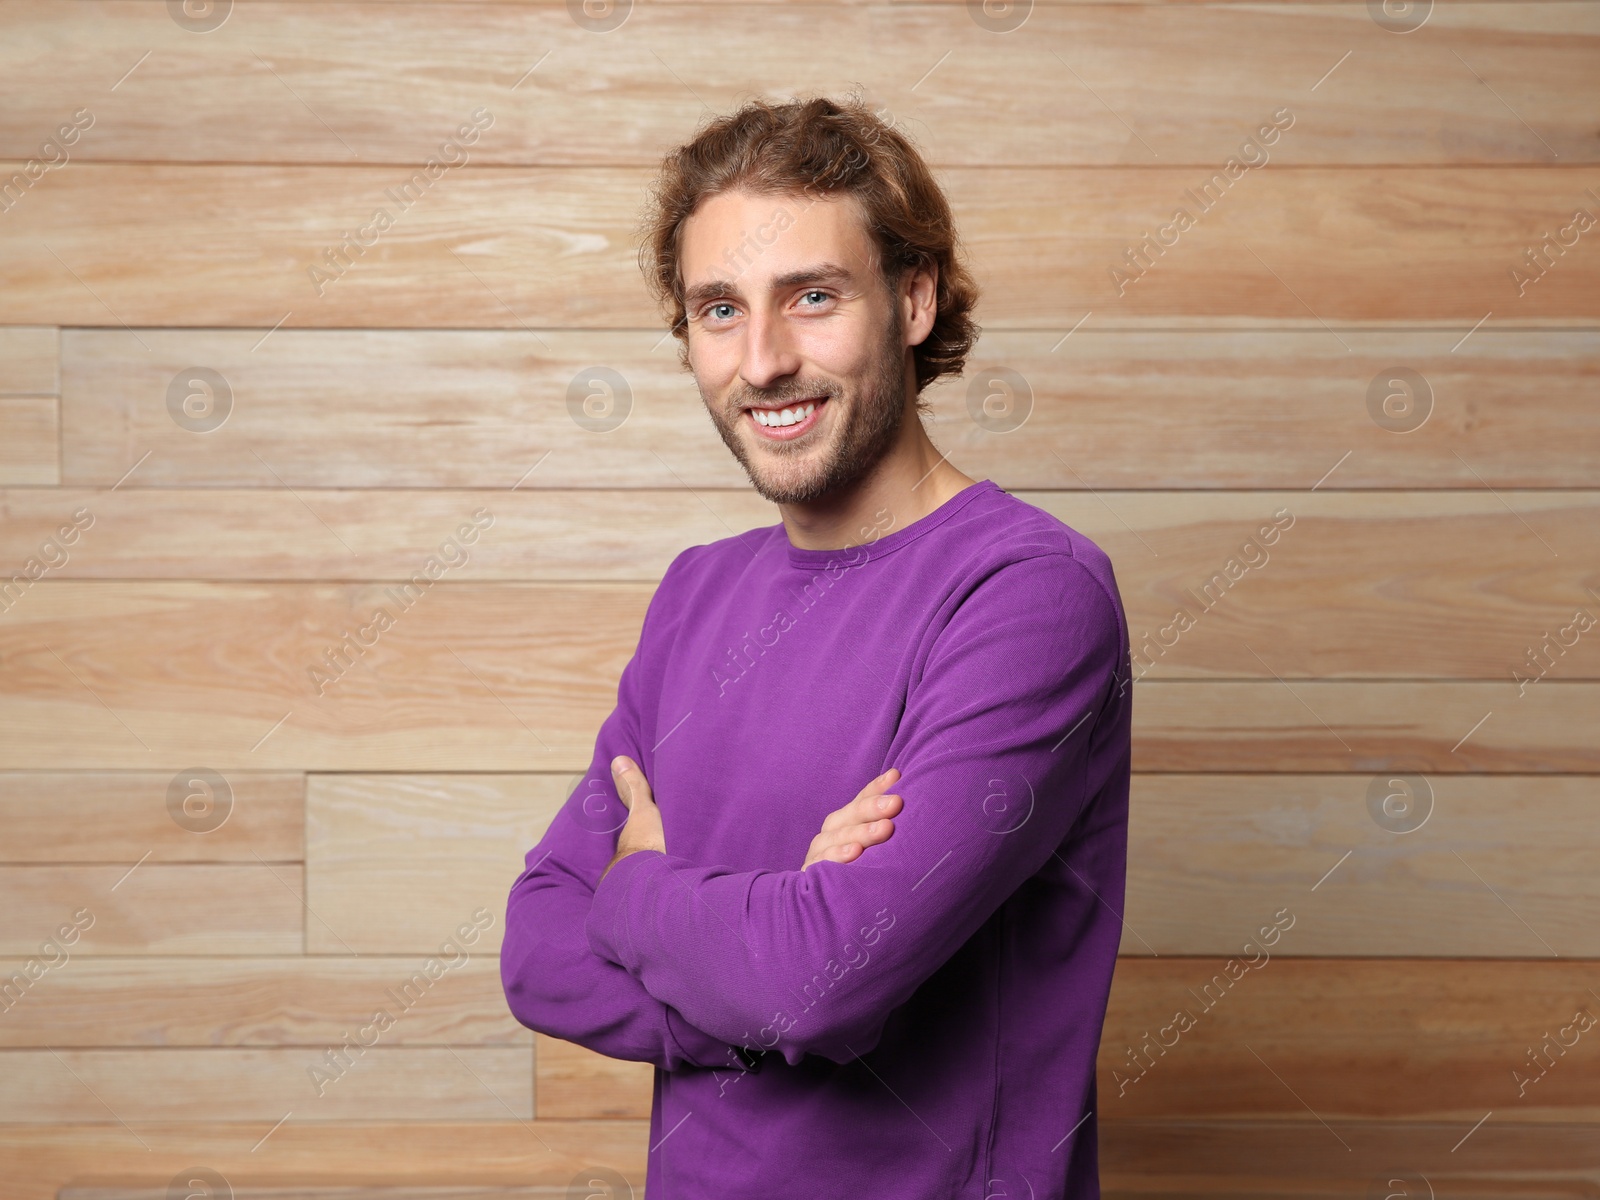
[946,488,1126,641]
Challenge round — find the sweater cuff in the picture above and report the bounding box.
[586,848,663,970]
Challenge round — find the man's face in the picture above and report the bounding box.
[678,188,911,506]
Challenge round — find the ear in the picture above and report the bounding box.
[901,261,938,349]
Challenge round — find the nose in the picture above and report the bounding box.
[739,303,802,393]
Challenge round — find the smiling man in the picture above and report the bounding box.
[501,95,1133,1199]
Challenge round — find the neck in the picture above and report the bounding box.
[780,409,978,551]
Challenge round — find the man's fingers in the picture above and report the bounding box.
[611,755,655,811]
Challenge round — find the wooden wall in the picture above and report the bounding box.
[2,0,1598,1196]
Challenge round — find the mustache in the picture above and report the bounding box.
[730,385,837,410]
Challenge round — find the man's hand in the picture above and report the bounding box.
[599,755,666,884]
[801,768,903,871]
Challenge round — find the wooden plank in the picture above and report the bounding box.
[0,395,56,484]
[534,958,1600,1123]
[61,1191,571,1200]
[1100,958,1600,1123]
[0,579,1597,770]
[0,864,303,955]
[0,490,772,576]
[3,166,1595,327]
[297,773,1600,958]
[306,775,564,954]
[0,326,56,393]
[1132,679,1600,774]
[0,956,526,1048]
[8,489,1597,682]
[1123,774,1600,958]
[1,5,1593,165]
[5,1121,1600,1200]
[535,1033,653,1120]
[0,1122,650,1200]
[0,1047,531,1121]
[0,772,302,863]
[57,327,1600,488]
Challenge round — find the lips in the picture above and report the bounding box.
[745,396,828,441]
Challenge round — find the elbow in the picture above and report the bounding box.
[752,977,893,1067]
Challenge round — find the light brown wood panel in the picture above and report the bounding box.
[60,1192,572,1200]
[0,325,56,393]
[305,775,565,954]
[0,488,774,576]
[0,864,303,955]
[0,580,1597,770]
[7,1120,1600,1200]
[3,166,1596,327]
[56,327,1600,488]
[1100,958,1600,1122]
[1123,774,1600,958]
[0,394,56,484]
[2,4,1594,166]
[0,772,302,863]
[1135,678,1600,773]
[535,1033,654,1120]
[0,1047,532,1122]
[0,956,526,1048]
[296,773,1600,958]
[7,488,1594,683]
[0,1122,649,1200]
[533,957,1600,1122]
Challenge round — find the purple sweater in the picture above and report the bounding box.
[501,479,1132,1198]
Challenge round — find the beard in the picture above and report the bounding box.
[698,306,909,507]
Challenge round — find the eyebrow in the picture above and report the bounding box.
[682,263,857,313]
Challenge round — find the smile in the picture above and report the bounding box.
[745,397,828,441]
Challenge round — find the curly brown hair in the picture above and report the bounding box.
[637,91,981,397]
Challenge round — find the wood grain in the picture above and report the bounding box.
[1123,774,1600,958]
[308,773,1600,958]
[1,488,775,576]
[0,325,56,393]
[5,1120,1600,1200]
[0,956,526,1048]
[1100,957,1600,1123]
[305,774,565,954]
[1132,679,1600,773]
[2,4,1594,165]
[530,957,1600,1123]
[0,863,304,956]
[0,772,302,863]
[0,1047,532,1121]
[56,327,1600,488]
[0,395,56,484]
[2,166,1595,327]
[534,1034,654,1120]
[0,578,1597,770]
[0,1122,649,1200]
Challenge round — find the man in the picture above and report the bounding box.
[501,95,1132,1199]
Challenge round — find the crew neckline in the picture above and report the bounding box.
[784,478,1002,570]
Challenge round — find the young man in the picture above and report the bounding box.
[501,95,1133,1199]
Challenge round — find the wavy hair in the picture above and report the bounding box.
[637,92,981,396]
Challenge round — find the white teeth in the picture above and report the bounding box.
[754,401,817,428]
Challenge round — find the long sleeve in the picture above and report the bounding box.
[500,563,735,1072]
[585,551,1129,1067]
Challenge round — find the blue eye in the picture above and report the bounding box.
[800,290,829,305]
[708,303,736,320]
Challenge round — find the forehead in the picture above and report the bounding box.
[679,188,879,299]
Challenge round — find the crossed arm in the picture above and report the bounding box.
[501,552,1126,1071]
